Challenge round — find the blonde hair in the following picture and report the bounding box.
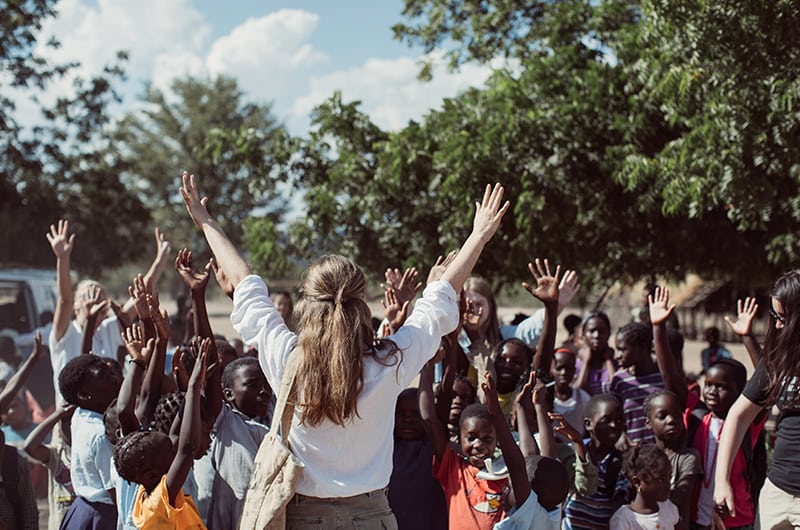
[295,255,398,427]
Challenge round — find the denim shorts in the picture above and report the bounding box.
[286,487,398,529]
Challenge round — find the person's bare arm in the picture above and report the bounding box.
[117,325,153,436]
[0,333,44,411]
[24,404,76,464]
[650,287,687,407]
[523,258,560,373]
[419,363,448,461]
[439,183,510,293]
[181,172,252,290]
[79,285,108,355]
[120,228,171,319]
[723,297,762,367]
[47,220,76,342]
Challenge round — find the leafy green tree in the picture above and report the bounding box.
[113,75,287,259]
[1,0,145,275]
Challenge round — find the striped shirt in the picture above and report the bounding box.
[606,370,664,444]
[563,446,629,530]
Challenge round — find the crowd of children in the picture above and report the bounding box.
[0,178,794,530]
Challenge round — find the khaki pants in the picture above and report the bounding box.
[756,478,800,529]
[285,488,398,530]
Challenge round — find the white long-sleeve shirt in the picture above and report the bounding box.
[231,275,459,497]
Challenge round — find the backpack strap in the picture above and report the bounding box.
[270,346,303,441]
[686,401,708,447]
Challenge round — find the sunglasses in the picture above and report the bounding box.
[769,308,787,324]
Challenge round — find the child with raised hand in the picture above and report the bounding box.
[648,287,763,529]
[114,338,210,530]
[487,372,565,530]
[574,311,617,396]
[642,390,701,530]
[722,296,761,367]
[421,362,509,529]
[605,319,664,445]
[388,380,447,530]
[548,412,599,497]
[610,444,679,529]
[562,393,629,530]
[24,403,76,530]
[57,353,123,529]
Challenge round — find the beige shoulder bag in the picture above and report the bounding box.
[238,347,304,530]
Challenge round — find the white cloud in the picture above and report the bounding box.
[206,9,327,104]
[287,52,501,133]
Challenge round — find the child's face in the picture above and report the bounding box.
[464,290,491,334]
[449,380,475,425]
[637,457,671,503]
[704,366,740,417]
[615,333,644,369]
[586,401,624,448]
[394,396,425,442]
[583,318,610,352]
[460,416,496,469]
[551,352,576,386]
[646,394,684,443]
[84,360,123,412]
[224,364,271,419]
[494,343,528,390]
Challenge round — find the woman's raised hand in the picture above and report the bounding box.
[472,183,510,243]
[180,172,214,229]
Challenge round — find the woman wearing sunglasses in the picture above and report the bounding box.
[714,270,800,529]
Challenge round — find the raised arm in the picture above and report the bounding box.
[523,258,561,372]
[47,220,76,343]
[120,228,171,319]
[175,248,222,422]
[79,285,109,355]
[650,287,688,407]
[484,371,531,509]
[419,362,448,461]
[24,403,75,464]
[724,297,762,367]
[440,183,510,293]
[166,337,208,506]
[117,325,152,436]
[514,373,541,458]
[531,377,556,459]
[180,172,251,290]
[0,333,44,412]
[135,294,169,424]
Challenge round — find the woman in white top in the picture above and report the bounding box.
[180,173,509,526]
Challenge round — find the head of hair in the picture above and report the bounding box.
[459,402,491,428]
[581,310,611,333]
[397,388,418,403]
[0,336,16,363]
[709,358,747,392]
[222,357,260,390]
[526,455,569,510]
[295,255,397,427]
[464,276,501,345]
[616,321,652,354]
[764,270,800,406]
[585,393,622,419]
[58,355,111,406]
[454,376,477,403]
[152,391,185,435]
[643,389,679,420]
[492,337,534,366]
[113,431,168,485]
[564,314,582,336]
[39,310,54,326]
[623,442,669,483]
[216,339,238,362]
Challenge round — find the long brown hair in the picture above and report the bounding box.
[295,255,398,426]
[763,269,800,407]
[464,276,502,347]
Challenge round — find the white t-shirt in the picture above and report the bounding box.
[609,500,680,530]
[49,317,123,402]
[70,407,115,504]
[231,275,459,498]
[494,490,561,530]
[553,387,591,441]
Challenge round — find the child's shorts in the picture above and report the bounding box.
[59,496,118,530]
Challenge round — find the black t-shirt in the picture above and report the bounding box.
[743,360,800,495]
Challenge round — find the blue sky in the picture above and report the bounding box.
[27,0,498,135]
